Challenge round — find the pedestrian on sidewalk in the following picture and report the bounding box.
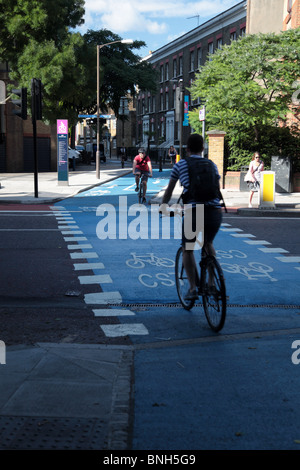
[168,145,177,166]
[245,152,264,207]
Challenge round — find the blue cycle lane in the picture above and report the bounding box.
[54,170,300,450]
[54,168,300,341]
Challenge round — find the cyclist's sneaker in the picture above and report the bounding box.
[135,187,139,192]
[184,288,199,301]
[142,197,147,203]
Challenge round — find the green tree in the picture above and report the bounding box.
[82,29,157,117]
[1,2,156,126]
[0,0,86,124]
[0,0,85,60]
[189,29,300,169]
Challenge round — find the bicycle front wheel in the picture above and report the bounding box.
[138,184,143,204]
[175,247,195,310]
[201,256,226,332]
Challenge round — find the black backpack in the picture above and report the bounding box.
[182,157,220,203]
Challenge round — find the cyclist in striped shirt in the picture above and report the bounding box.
[161,133,222,300]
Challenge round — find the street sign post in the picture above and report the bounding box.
[78,114,111,119]
[57,120,69,186]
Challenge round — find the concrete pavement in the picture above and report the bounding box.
[0,160,300,450]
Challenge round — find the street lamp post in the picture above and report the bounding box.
[96,39,133,179]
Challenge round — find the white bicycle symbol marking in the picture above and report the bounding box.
[126,252,175,269]
[216,249,247,259]
[221,262,277,281]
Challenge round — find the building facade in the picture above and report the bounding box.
[0,62,57,172]
[136,1,247,158]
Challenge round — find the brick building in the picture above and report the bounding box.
[0,62,57,172]
[135,0,247,170]
[283,0,300,30]
[247,0,300,33]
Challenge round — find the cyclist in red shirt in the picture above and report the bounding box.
[133,148,153,203]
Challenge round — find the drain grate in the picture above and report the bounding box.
[0,416,106,450]
[107,303,300,310]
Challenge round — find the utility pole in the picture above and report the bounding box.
[31,79,42,198]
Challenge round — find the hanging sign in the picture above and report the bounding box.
[183,95,189,126]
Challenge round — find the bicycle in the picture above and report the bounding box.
[175,239,227,332]
[136,172,151,204]
[175,243,227,332]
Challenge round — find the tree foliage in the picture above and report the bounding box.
[0,1,157,126]
[189,29,300,169]
[82,30,157,117]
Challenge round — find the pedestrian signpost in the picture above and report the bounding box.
[57,120,69,185]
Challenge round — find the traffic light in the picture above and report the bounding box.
[12,88,27,120]
[31,79,42,120]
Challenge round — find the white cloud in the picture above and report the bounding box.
[81,0,241,34]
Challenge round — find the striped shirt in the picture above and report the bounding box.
[170,155,221,207]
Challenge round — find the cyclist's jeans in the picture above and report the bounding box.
[135,170,149,182]
[182,205,222,250]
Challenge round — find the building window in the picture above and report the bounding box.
[208,41,214,56]
[160,93,164,111]
[160,64,164,82]
[173,59,177,78]
[190,50,194,71]
[179,56,183,75]
[197,47,202,69]
[217,37,223,49]
[152,96,156,113]
[165,63,169,81]
[148,96,151,113]
[151,121,155,138]
[165,91,169,110]
[230,31,237,41]
[240,27,246,37]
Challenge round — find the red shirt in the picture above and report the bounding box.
[134,154,150,172]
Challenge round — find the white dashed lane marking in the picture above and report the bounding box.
[224,223,300,271]
[244,240,271,245]
[93,309,135,317]
[73,262,105,270]
[78,274,113,284]
[100,324,149,337]
[275,256,300,263]
[70,252,99,259]
[67,244,93,250]
[84,291,123,305]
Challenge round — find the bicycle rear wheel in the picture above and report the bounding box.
[175,247,195,310]
[201,256,226,332]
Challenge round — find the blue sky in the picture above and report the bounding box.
[76,0,244,57]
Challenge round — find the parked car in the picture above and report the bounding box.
[68,147,80,161]
[75,144,84,154]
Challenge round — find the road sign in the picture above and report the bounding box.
[199,106,205,121]
[78,114,112,119]
[57,119,69,186]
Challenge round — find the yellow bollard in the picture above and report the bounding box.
[176,154,180,163]
[259,171,275,209]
